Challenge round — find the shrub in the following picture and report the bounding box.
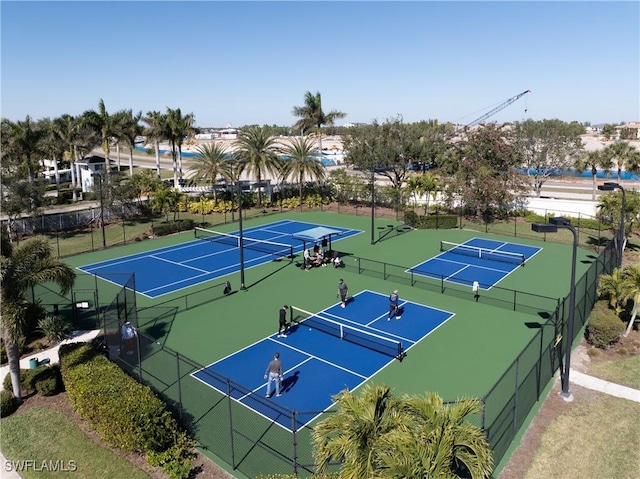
[0,390,18,417]
[37,315,71,343]
[3,368,37,396]
[152,219,195,237]
[585,305,625,348]
[33,365,62,396]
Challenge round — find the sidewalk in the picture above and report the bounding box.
[570,369,640,402]
[0,330,100,392]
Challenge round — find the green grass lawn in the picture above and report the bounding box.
[523,392,640,479]
[1,407,152,479]
[587,354,640,390]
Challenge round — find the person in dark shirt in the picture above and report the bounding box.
[338,279,349,308]
[278,305,289,338]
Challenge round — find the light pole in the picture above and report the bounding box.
[532,217,577,401]
[597,182,625,267]
[370,166,375,245]
[236,181,246,290]
[92,172,107,249]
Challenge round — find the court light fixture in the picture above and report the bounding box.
[597,182,625,267]
[531,217,577,401]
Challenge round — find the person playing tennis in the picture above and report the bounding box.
[388,289,401,320]
[264,352,283,398]
[338,279,349,308]
[278,305,289,338]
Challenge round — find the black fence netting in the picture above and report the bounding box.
[340,256,560,315]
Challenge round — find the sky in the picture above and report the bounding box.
[1,1,639,128]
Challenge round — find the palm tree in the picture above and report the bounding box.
[420,171,440,215]
[602,142,640,181]
[117,109,143,176]
[574,149,613,200]
[142,110,168,179]
[235,126,280,207]
[82,99,115,164]
[378,393,493,478]
[312,384,406,477]
[620,264,640,337]
[40,117,69,194]
[278,136,325,211]
[165,107,196,186]
[192,143,233,204]
[292,91,346,153]
[0,237,76,402]
[1,115,45,184]
[598,267,627,314]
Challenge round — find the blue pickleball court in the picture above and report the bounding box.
[410,237,541,290]
[77,220,361,297]
[191,290,455,431]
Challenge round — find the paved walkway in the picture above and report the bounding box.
[570,369,640,402]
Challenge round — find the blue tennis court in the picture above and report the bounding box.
[191,290,455,431]
[410,237,541,289]
[77,220,361,298]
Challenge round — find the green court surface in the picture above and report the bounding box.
[60,211,598,477]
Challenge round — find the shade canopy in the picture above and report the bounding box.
[292,226,343,243]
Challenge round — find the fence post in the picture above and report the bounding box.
[176,352,183,419]
[227,381,236,469]
[292,411,298,476]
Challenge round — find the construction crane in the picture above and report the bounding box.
[466,89,531,127]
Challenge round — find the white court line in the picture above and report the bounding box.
[150,254,210,273]
[266,336,369,379]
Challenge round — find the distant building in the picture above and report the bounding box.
[218,128,240,140]
[75,155,107,193]
[615,122,640,140]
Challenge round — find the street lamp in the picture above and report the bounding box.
[92,172,107,249]
[370,166,375,245]
[236,181,246,290]
[532,217,577,401]
[597,182,625,267]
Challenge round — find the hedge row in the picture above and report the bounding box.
[151,219,195,237]
[59,343,194,479]
[404,211,458,229]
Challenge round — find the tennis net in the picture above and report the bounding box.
[194,227,294,260]
[289,305,404,359]
[440,240,525,265]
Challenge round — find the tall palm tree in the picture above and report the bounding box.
[40,117,69,194]
[292,91,346,153]
[278,136,325,210]
[142,110,168,178]
[116,109,143,176]
[82,99,115,164]
[1,115,45,183]
[0,237,76,402]
[192,143,232,204]
[165,107,196,186]
[574,149,613,200]
[235,126,280,207]
[602,141,640,181]
[380,393,493,479]
[312,384,406,477]
[621,264,640,337]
